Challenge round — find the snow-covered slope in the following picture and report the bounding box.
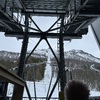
[0,49,47,61]
[65,49,100,63]
[24,49,58,97]
[0,49,100,63]
[28,49,48,57]
[7,49,100,98]
[7,49,58,98]
[0,51,19,61]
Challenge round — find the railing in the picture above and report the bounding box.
[7,97,59,100]
[0,0,20,23]
[6,96,100,100]
[67,0,88,21]
[90,96,100,100]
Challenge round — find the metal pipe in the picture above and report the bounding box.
[33,67,37,100]
[17,14,29,77]
[59,16,66,92]
[46,17,61,32]
[48,17,93,32]
[1,19,39,32]
[12,13,32,100]
[4,0,7,12]
[25,38,42,63]
[46,74,53,99]
[45,38,59,65]
[48,76,59,100]
[29,16,42,32]
[25,82,32,100]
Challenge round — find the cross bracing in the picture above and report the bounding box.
[0,0,99,39]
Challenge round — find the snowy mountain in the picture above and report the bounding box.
[0,49,47,62]
[7,49,58,98]
[0,51,19,61]
[65,49,100,63]
[0,50,47,81]
[7,49,100,98]
[0,49,100,63]
[28,49,47,58]
[33,49,100,63]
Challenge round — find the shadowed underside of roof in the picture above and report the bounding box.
[19,0,70,16]
[0,0,100,39]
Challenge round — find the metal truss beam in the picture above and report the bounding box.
[14,0,25,9]
[0,20,13,31]
[29,16,42,32]
[75,18,96,33]
[48,76,59,100]
[45,38,59,64]
[21,11,65,17]
[25,38,42,63]
[79,9,100,16]
[48,17,93,32]
[17,14,29,78]
[1,19,37,32]
[0,65,25,86]
[2,17,91,34]
[58,16,66,92]
[5,32,82,39]
[46,16,61,32]
[13,13,32,100]
[0,64,25,100]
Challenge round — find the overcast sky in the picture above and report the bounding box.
[0,17,100,58]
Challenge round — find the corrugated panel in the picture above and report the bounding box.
[21,0,68,12]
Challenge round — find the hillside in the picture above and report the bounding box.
[51,49,100,91]
[7,49,100,98]
[1,49,100,91]
[0,50,47,81]
[65,49,100,63]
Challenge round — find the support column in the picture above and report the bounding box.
[12,13,29,100]
[59,16,66,96]
[17,14,29,77]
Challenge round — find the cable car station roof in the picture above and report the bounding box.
[0,0,100,40]
[17,0,68,16]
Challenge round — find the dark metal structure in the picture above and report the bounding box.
[0,81,8,99]
[0,0,100,99]
[91,18,100,49]
[0,64,25,100]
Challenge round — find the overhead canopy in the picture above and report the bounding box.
[91,18,100,49]
[21,0,69,16]
[0,0,100,39]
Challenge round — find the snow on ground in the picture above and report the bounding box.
[23,49,58,98]
[7,49,58,98]
[90,90,100,97]
[7,49,100,98]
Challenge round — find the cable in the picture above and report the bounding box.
[29,39,46,49]
[64,41,71,47]
[46,73,53,99]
